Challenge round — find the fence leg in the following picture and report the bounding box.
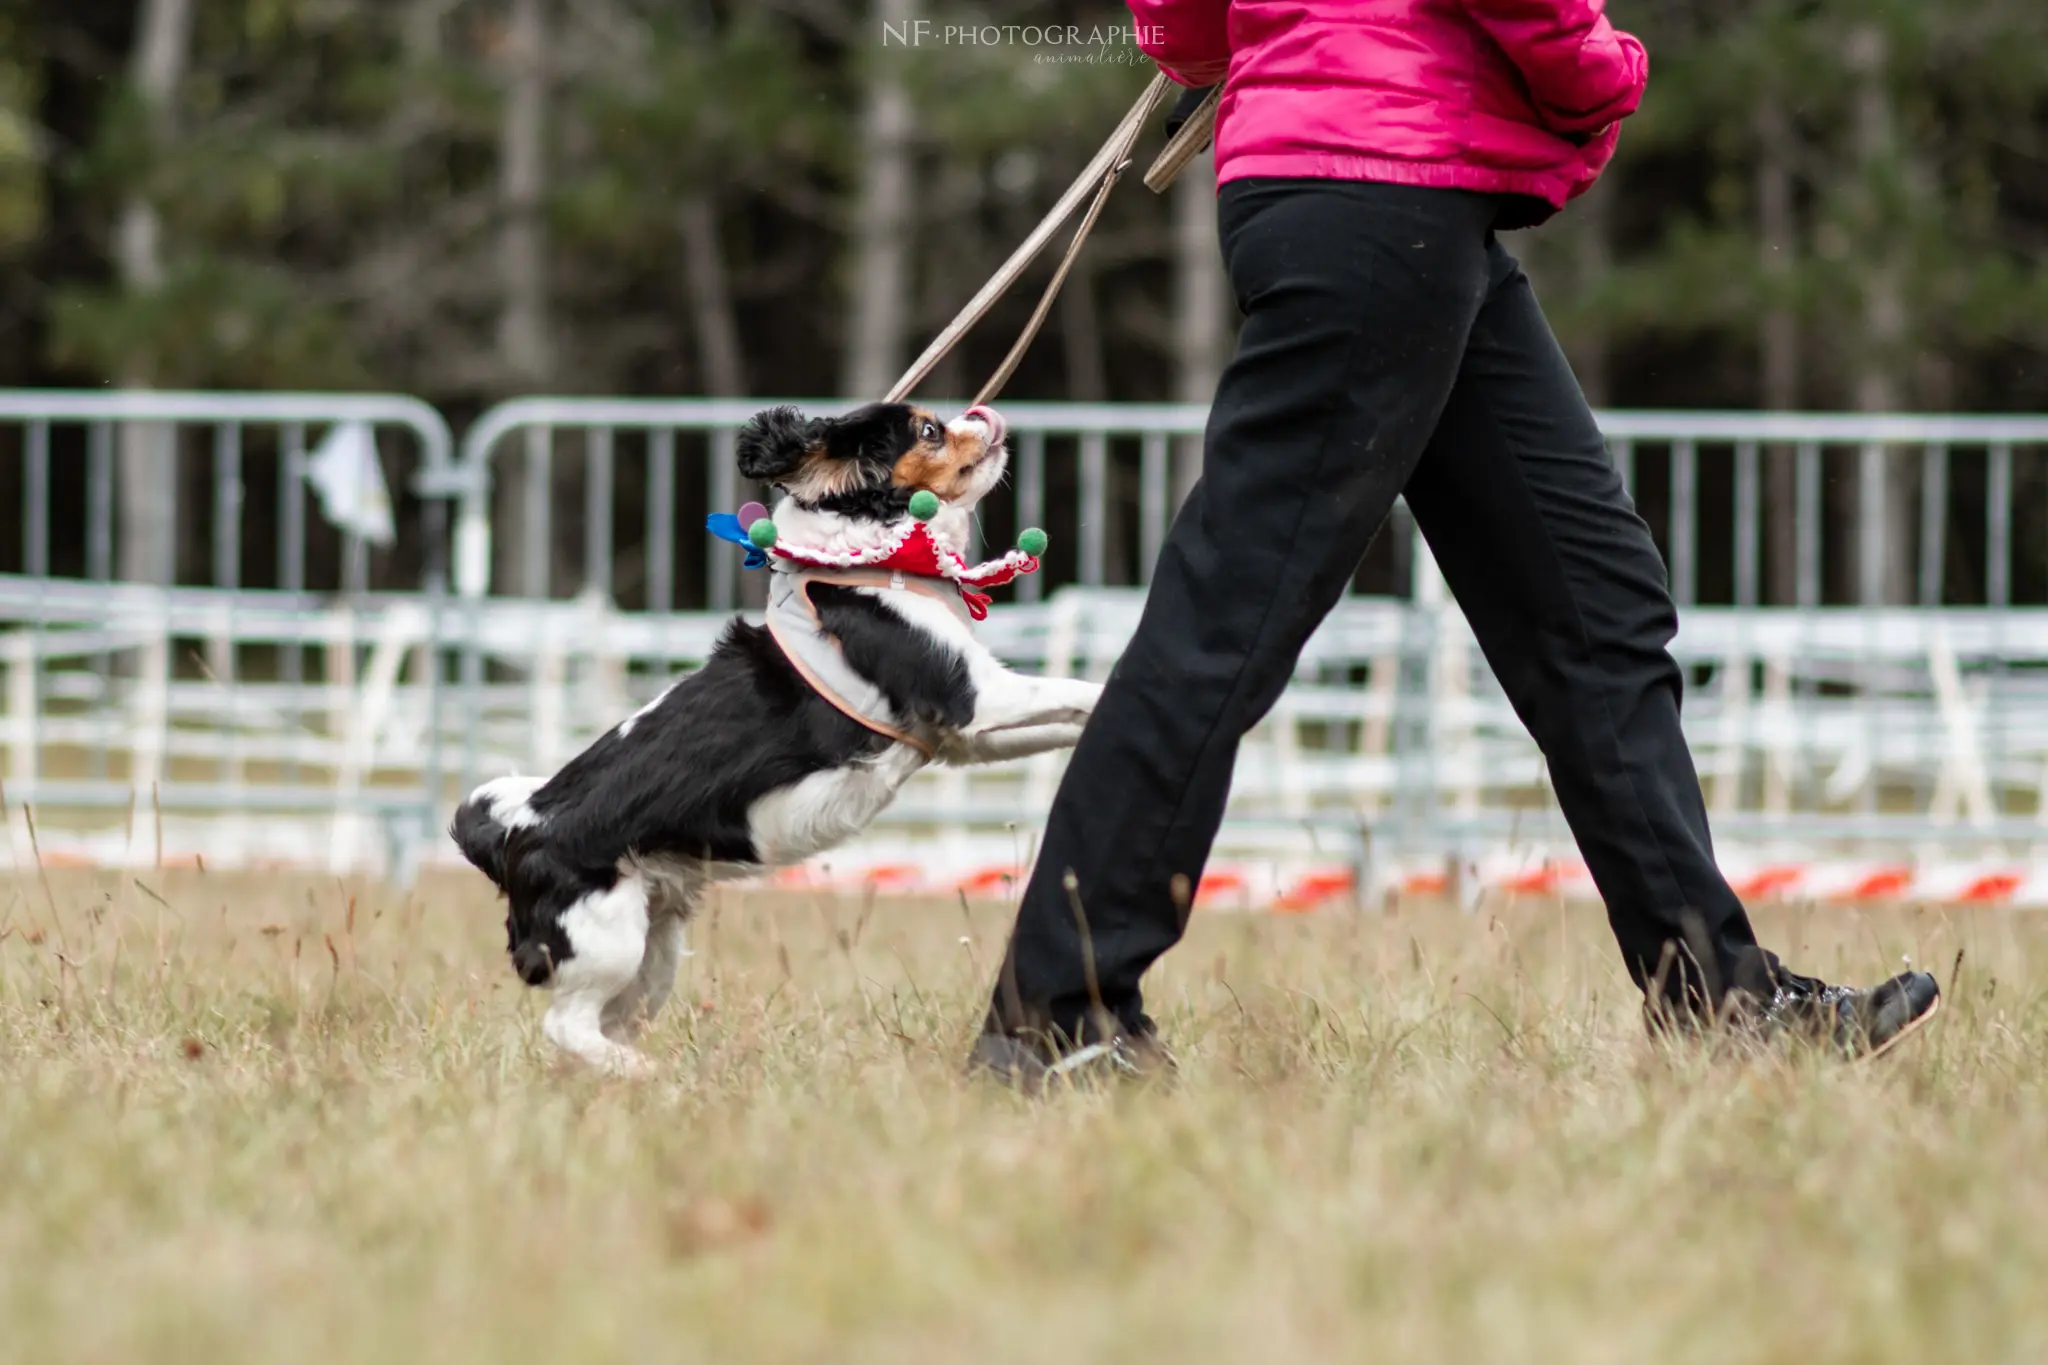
[217,612,247,813]
[533,621,567,777]
[1359,648,1398,819]
[4,634,38,862]
[1271,693,1307,818]
[935,763,971,871]
[1926,626,1995,833]
[1435,610,1478,822]
[579,586,630,726]
[1391,547,1444,867]
[1761,655,1795,817]
[2033,746,2048,856]
[4,633,36,791]
[1023,591,1081,815]
[1711,645,1749,817]
[325,606,359,872]
[333,604,423,876]
[130,614,171,859]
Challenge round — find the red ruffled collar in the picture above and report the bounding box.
[770,521,1039,620]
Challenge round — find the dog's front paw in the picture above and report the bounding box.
[551,1041,656,1080]
[601,1047,656,1080]
[545,1002,659,1078]
[930,734,974,766]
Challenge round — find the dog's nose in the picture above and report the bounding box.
[963,405,1006,447]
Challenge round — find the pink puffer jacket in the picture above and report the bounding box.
[1129,0,1648,216]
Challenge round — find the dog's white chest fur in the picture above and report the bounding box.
[745,742,927,865]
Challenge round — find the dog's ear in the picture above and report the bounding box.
[815,402,917,466]
[735,405,822,483]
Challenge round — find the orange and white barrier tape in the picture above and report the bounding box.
[10,823,2048,910]
[766,848,2048,912]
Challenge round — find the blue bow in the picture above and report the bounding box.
[706,513,769,569]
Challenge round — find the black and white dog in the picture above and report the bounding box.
[450,402,1101,1073]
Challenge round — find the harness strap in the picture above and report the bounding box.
[764,568,970,759]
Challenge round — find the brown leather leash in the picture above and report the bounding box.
[1143,83,1222,193]
[884,68,1219,410]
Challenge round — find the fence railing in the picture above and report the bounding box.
[1592,412,2048,609]
[8,391,2048,890]
[0,391,455,876]
[448,397,1216,607]
[449,401,2048,609]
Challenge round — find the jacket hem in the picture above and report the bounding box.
[1214,151,1579,211]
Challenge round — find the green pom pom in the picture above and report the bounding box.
[747,517,778,550]
[1017,527,1048,557]
[907,489,941,522]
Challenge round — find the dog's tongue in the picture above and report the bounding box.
[964,405,1007,446]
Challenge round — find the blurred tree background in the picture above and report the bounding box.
[1,0,2046,603]
[7,0,2042,411]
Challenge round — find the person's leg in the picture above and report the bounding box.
[1404,242,1940,1047]
[983,180,1498,1047]
[1399,238,1759,1013]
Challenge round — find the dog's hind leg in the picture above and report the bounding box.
[602,906,693,1045]
[541,872,655,1075]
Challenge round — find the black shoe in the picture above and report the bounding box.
[1726,951,1942,1059]
[966,1027,1177,1094]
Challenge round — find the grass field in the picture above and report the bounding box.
[2,869,2045,1364]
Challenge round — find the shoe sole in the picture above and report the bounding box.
[966,1036,1175,1094]
[1860,992,1942,1062]
[1041,1041,1117,1079]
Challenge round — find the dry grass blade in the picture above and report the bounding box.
[0,871,2041,1364]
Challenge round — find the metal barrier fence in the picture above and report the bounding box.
[1593,412,2048,609]
[447,398,1223,609]
[0,391,455,876]
[450,401,2048,610]
[404,579,2048,899]
[9,392,2048,893]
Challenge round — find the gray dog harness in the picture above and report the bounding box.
[765,567,973,759]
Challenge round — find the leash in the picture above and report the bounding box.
[723,77,1215,683]
[884,70,1175,408]
[1143,83,1222,194]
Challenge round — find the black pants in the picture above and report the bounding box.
[986,179,1764,1043]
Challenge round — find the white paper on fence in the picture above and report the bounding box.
[306,421,396,546]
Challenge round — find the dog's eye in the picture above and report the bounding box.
[920,420,940,443]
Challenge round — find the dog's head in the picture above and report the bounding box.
[734,402,1008,519]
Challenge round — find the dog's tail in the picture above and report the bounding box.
[450,797,563,987]
[449,794,513,889]
[450,775,550,889]
[450,781,567,987]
